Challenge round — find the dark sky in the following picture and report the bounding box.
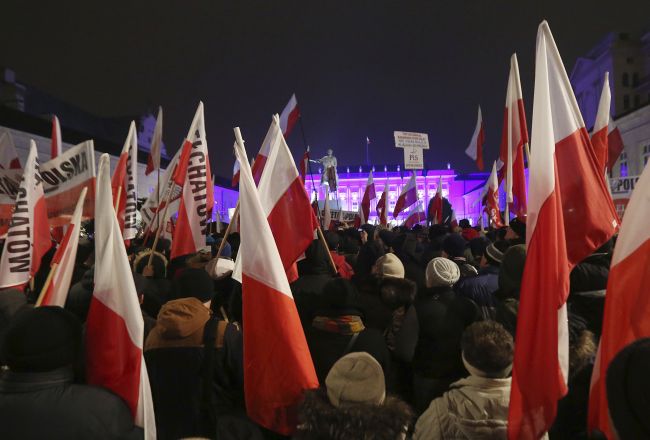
[1,1,649,178]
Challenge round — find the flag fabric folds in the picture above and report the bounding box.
[0,141,51,290]
[145,107,163,175]
[393,172,417,218]
[251,121,275,185]
[404,202,426,228]
[465,106,485,171]
[499,53,529,221]
[485,161,503,228]
[111,121,139,240]
[376,185,388,226]
[0,129,21,169]
[591,72,611,173]
[507,21,619,440]
[359,171,376,224]
[279,93,300,137]
[232,155,241,188]
[588,160,650,437]
[299,146,310,182]
[429,176,443,225]
[140,148,182,236]
[233,128,318,435]
[606,117,625,172]
[86,154,156,439]
[36,187,87,307]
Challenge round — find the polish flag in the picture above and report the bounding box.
[0,129,21,169]
[36,187,87,307]
[485,161,503,228]
[111,121,138,240]
[299,146,310,181]
[251,120,276,185]
[465,106,485,171]
[279,93,300,138]
[376,186,388,226]
[51,116,65,243]
[170,102,214,259]
[429,175,443,225]
[86,154,156,439]
[232,155,241,187]
[359,171,376,224]
[145,107,163,175]
[139,148,182,237]
[0,141,51,290]
[393,172,417,218]
[499,53,529,222]
[591,72,611,173]
[507,22,619,440]
[233,128,318,435]
[588,158,650,438]
[606,117,625,172]
[404,202,426,228]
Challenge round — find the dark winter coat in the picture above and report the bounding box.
[356,276,417,332]
[295,388,415,440]
[0,367,142,439]
[65,266,94,322]
[292,241,335,326]
[568,252,611,337]
[450,257,479,279]
[454,265,500,319]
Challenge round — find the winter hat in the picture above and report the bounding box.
[443,233,467,258]
[469,237,490,258]
[206,257,235,280]
[607,337,650,440]
[508,217,526,238]
[326,352,386,407]
[459,219,471,229]
[426,257,461,288]
[3,306,82,372]
[484,240,510,266]
[172,268,215,303]
[378,229,397,248]
[373,253,405,279]
[498,244,527,297]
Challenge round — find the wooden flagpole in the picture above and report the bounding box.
[34,263,58,307]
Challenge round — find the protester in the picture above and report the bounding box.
[504,217,526,245]
[442,233,478,278]
[459,219,480,242]
[413,321,514,439]
[325,230,355,279]
[494,244,527,337]
[0,307,143,439]
[296,352,414,439]
[292,239,336,326]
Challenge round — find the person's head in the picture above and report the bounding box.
[378,229,397,250]
[172,268,215,306]
[3,306,82,372]
[324,230,340,251]
[505,218,526,241]
[607,337,650,440]
[469,237,490,261]
[372,253,405,279]
[320,278,360,313]
[461,321,514,378]
[459,219,471,229]
[327,148,333,156]
[498,244,527,298]
[428,224,448,241]
[325,352,385,407]
[481,240,510,268]
[442,233,467,259]
[425,257,460,288]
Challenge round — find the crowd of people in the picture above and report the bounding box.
[0,217,645,439]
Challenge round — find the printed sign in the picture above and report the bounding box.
[394,131,430,149]
[404,147,424,170]
[0,169,23,237]
[609,175,640,218]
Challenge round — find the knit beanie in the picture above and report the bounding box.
[426,257,461,288]
[443,233,467,258]
[607,337,650,440]
[373,253,405,279]
[3,306,82,372]
[498,244,527,296]
[484,240,510,266]
[326,352,386,407]
[172,268,215,303]
[508,217,526,238]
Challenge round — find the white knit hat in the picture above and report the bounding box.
[425,257,460,288]
[326,352,386,407]
[373,253,405,279]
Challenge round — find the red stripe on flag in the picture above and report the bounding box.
[591,126,608,174]
[284,105,300,138]
[172,140,193,187]
[251,154,268,186]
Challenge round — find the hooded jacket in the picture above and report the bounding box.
[413,375,511,440]
[295,388,414,440]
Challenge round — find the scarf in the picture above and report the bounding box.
[312,315,365,335]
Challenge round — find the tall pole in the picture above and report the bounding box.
[299,117,318,203]
[366,137,370,166]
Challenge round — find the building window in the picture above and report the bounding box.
[623,95,630,110]
[634,95,640,108]
[633,73,639,87]
[622,73,629,87]
[619,152,628,177]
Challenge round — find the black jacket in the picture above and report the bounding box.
[0,367,142,439]
[454,265,500,319]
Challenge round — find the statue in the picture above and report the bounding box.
[312,148,338,192]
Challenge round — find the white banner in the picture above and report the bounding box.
[0,169,23,237]
[404,147,424,170]
[394,131,430,149]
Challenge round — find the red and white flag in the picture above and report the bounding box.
[111,121,138,240]
[232,154,241,188]
[0,129,21,170]
[250,120,275,185]
[86,154,155,439]
[607,117,625,172]
[51,115,63,159]
[499,53,529,222]
[485,161,503,228]
[465,106,485,171]
[170,102,214,259]
[508,22,619,440]
[404,202,426,228]
[279,93,300,138]
[376,184,388,226]
[359,171,376,224]
[429,175,443,225]
[299,146,310,181]
[145,107,163,175]
[393,172,417,218]
[591,72,611,173]
[36,187,87,307]
[140,147,182,235]
[587,157,650,438]
[0,141,51,290]
[233,129,318,434]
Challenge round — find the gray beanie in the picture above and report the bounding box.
[426,257,461,288]
[325,352,386,407]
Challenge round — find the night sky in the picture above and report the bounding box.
[1,1,649,178]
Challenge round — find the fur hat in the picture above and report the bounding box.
[326,352,386,407]
[3,307,82,372]
[426,257,460,288]
[373,253,405,279]
[172,268,215,303]
[498,244,527,297]
[443,233,467,258]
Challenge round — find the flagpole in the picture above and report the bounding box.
[215,202,239,259]
[146,181,175,267]
[298,117,318,203]
[114,187,122,212]
[34,263,59,307]
[524,142,531,166]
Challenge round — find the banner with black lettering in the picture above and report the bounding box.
[111,121,138,240]
[41,140,96,226]
[0,168,23,238]
[610,175,640,219]
[140,146,181,233]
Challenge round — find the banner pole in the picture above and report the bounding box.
[215,202,239,260]
[34,263,59,307]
